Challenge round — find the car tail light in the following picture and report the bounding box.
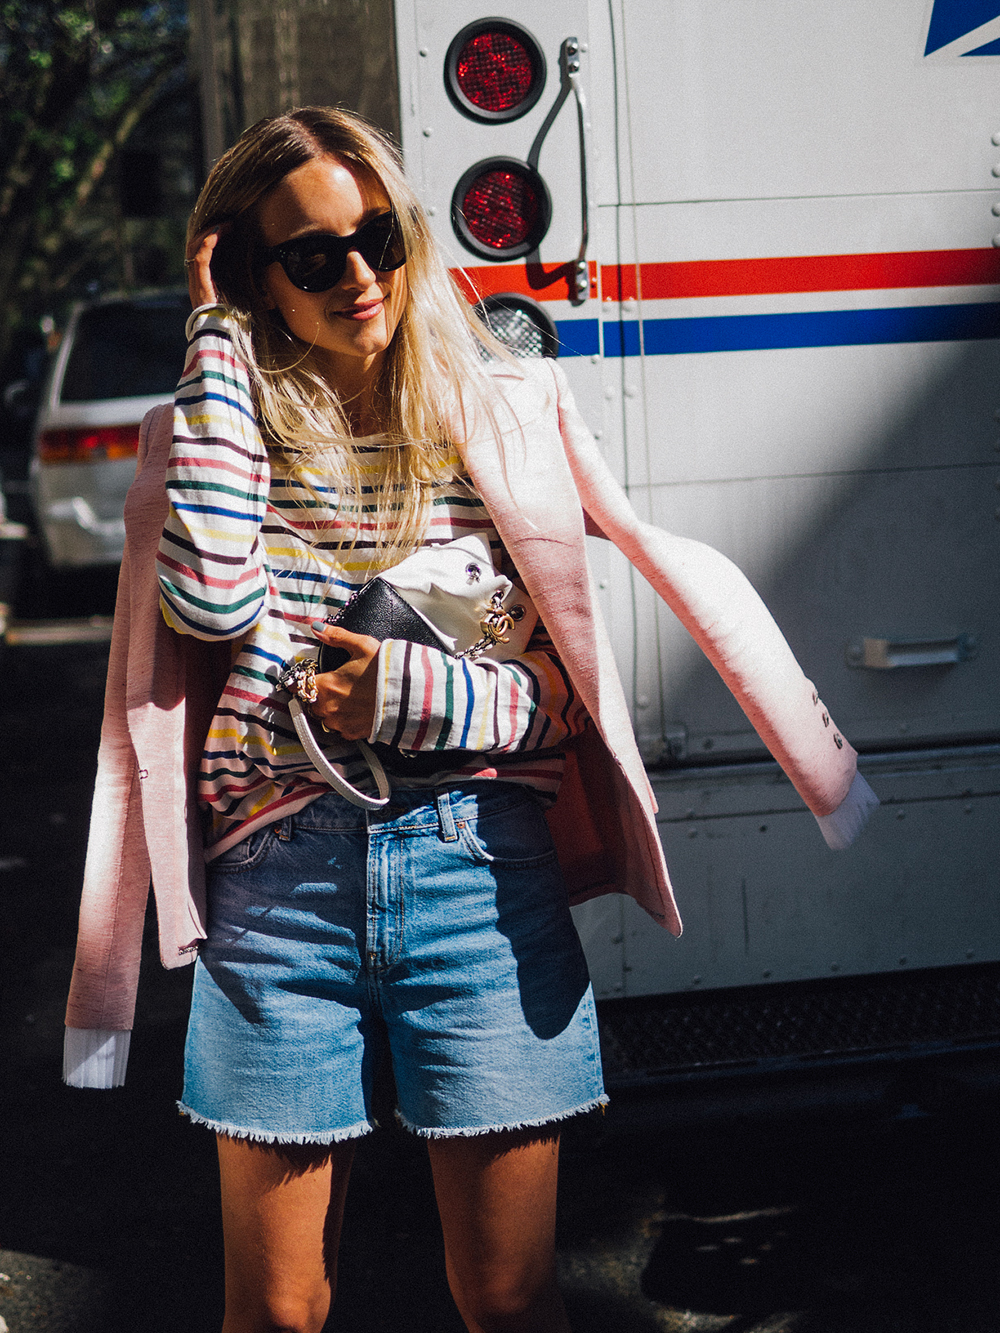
[452,158,551,260]
[446,21,546,123]
[38,423,141,462]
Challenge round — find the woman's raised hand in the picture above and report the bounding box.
[308,623,382,741]
[185,228,225,309]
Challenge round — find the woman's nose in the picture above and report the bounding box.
[340,247,378,290]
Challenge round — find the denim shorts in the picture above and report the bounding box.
[180,784,606,1144]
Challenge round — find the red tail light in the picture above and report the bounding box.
[446,21,546,123]
[452,159,551,260]
[463,169,538,247]
[38,423,141,462]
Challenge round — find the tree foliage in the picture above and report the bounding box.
[0,0,187,363]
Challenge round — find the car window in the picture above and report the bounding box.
[59,301,190,402]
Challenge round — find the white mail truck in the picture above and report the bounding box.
[202,0,1000,1117]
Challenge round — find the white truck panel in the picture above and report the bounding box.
[634,465,1000,753]
[575,747,1000,998]
[619,339,990,486]
[622,190,1000,267]
[613,0,1000,203]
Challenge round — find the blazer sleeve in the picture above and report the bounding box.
[63,426,155,1088]
[545,359,875,835]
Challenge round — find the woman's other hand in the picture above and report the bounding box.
[186,228,226,309]
[309,623,381,741]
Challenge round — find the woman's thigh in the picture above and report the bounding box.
[216,1135,355,1333]
[427,1128,571,1332]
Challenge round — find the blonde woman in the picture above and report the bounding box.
[64,107,873,1333]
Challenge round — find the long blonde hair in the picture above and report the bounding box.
[188,106,514,564]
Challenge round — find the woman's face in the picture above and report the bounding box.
[257,155,408,397]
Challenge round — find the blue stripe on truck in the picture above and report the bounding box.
[553,302,1000,357]
[553,320,601,357]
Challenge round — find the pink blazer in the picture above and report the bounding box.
[65,360,857,1036]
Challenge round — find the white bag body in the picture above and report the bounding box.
[379,534,538,658]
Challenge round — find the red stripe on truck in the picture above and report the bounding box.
[450,260,597,303]
[608,249,1000,301]
[451,249,1000,304]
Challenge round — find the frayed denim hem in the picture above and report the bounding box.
[177,1101,374,1145]
[396,1093,609,1139]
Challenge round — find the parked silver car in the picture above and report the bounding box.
[31,292,189,567]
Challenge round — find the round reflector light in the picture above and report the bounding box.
[452,158,551,260]
[445,20,546,123]
[477,294,558,359]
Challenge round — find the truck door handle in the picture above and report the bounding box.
[845,634,978,669]
[527,37,591,305]
[561,37,590,305]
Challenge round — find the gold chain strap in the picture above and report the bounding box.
[279,658,319,703]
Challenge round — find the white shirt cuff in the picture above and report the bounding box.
[184,303,228,340]
[63,1028,131,1089]
[369,639,393,742]
[815,770,879,850]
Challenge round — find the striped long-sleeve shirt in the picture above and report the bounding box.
[157,307,589,857]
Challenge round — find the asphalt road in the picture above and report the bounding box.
[2,578,999,1333]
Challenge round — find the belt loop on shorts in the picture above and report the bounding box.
[277,815,293,842]
[435,789,458,842]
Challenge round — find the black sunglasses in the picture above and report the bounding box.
[259,211,407,293]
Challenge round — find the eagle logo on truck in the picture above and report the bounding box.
[924,0,1000,55]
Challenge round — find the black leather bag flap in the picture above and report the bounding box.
[318,578,442,673]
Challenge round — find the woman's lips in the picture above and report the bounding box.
[334,298,384,322]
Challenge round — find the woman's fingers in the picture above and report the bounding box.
[311,623,381,666]
[185,226,227,309]
[308,623,381,741]
[310,622,378,652]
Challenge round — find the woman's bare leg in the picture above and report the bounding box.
[427,1127,572,1333]
[216,1134,356,1333]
